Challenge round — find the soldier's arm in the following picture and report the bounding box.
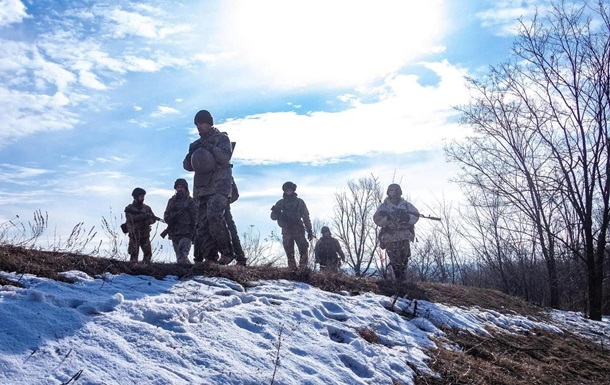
[270,201,282,221]
[407,202,421,224]
[209,135,233,166]
[300,200,313,233]
[373,205,391,227]
[335,239,346,260]
[163,199,173,223]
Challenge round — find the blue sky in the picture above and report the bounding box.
[0,0,547,258]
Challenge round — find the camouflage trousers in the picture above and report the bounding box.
[225,206,246,265]
[193,193,234,262]
[171,236,192,264]
[128,233,152,263]
[386,240,411,280]
[281,227,309,270]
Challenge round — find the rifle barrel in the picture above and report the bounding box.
[419,214,442,221]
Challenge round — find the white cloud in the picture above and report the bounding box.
[0,87,80,143]
[0,0,29,27]
[151,105,180,118]
[101,6,191,39]
[0,163,51,182]
[222,60,470,164]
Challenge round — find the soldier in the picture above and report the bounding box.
[183,110,235,265]
[163,178,196,265]
[373,183,420,280]
[270,181,314,270]
[314,226,346,272]
[124,187,157,263]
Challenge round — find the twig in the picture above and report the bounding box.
[61,369,83,385]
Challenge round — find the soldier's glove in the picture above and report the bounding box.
[202,142,215,153]
[307,230,314,241]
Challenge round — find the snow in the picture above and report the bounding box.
[0,270,608,385]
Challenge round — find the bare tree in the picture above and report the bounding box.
[447,1,610,319]
[332,176,383,276]
[240,226,283,267]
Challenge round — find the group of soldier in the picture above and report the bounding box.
[122,109,420,279]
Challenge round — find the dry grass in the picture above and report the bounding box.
[1,244,609,385]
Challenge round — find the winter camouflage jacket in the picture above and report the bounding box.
[314,236,346,265]
[163,193,196,240]
[124,202,156,237]
[270,193,313,233]
[373,197,420,244]
[183,127,233,198]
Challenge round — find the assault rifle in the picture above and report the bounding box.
[121,208,165,234]
[418,213,441,221]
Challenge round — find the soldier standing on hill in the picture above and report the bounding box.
[183,110,235,265]
[314,226,346,272]
[270,181,314,270]
[163,178,196,265]
[373,183,420,280]
[124,187,157,263]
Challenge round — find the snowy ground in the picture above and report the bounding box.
[0,270,608,385]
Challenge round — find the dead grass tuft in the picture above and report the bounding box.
[356,326,379,344]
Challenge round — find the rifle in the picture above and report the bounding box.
[160,200,194,239]
[418,214,442,221]
[122,207,165,235]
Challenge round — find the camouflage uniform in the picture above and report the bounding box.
[183,126,234,263]
[163,182,196,264]
[206,177,247,266]
[270,184,313,270]
[314,228,346,272]
[125,200,156,263]
[373,184,420,280]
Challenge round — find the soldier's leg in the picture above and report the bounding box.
[386,241,405,280]
[141,236,152,263]
[225,208,246,265]
[206,194,234,264]
[128,234,139,262]
[400,240,411,277]
[177,236,192,264]
[294,232,309,269]
[193,197,207,263]
[282,232,297,270]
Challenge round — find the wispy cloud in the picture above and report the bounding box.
[476,0,550,36]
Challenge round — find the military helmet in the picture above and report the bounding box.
[321,226,330,234]
[131,187,146,198]
[282,181,297,192]
[387,183,402,195]
[174,178,188,190]
[191,147,216,174]
[194,110,213,126]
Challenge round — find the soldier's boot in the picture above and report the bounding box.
[235,254,247,266]
[218,254,235,265]
[129,255,138,262]
[287,255,297,270]
[298,254,308,271]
